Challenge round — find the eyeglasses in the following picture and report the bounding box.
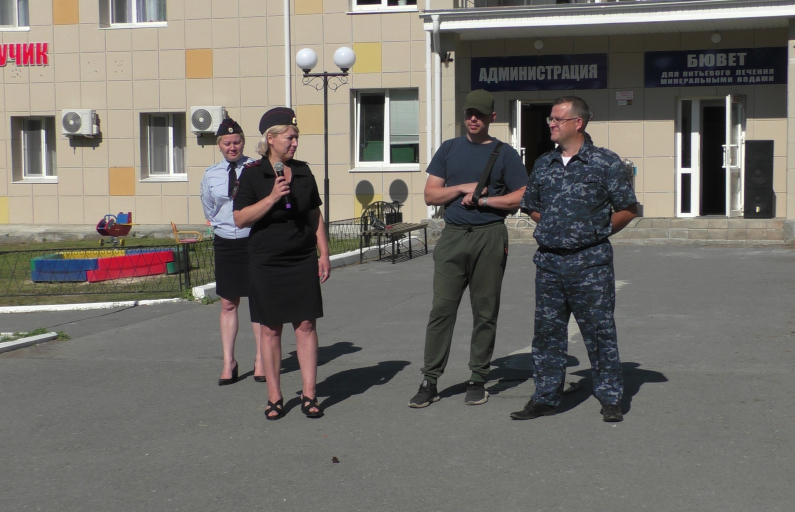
[546,116,578,126]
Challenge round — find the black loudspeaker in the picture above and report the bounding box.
[744,140,774,219]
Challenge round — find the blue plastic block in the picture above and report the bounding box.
[31,270,88,282]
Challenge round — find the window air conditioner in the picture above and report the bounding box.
[61,109,99,137]
[190,106,226,134]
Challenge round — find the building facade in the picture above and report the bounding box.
[2,0,795,241]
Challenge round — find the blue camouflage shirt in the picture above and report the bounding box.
[521,135,636,250]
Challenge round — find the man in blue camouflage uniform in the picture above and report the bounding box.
[510,96,637,423]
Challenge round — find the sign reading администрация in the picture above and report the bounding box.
[471,54,607,92]
[645,47,787,88]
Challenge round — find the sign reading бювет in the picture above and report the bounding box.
[645,47,786,88]
[0,43,50,66]
[471,54,607,92]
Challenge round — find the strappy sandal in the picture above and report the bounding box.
[300,395,324,418]
[265,398,285,421]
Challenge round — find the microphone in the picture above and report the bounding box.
[273,161,292,209]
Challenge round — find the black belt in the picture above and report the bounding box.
[540,240,606,256]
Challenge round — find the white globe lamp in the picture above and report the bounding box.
[296,48,318,73]
[333,47,356,72]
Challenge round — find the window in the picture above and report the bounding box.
[141,113,185,179]
[100,0,166,27]
[355,89,419,169]
[11,117,56,181]
[351,0,416,12]
[0,0,29,28]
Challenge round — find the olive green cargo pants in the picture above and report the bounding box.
[421,222,509,385]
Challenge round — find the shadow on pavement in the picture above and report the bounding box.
[281,341,363,374]
[559,361,668,415]
[315,360,411,411]
[483,353,580,396]
[239,341,363,382]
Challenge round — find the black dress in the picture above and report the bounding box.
[233,158,323,325]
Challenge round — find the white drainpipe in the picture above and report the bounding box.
[284,0,292,108]
[425,29,433,167]
[432,15,442,153]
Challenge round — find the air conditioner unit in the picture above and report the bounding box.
[190,106,226,134]
[61,109,99,137]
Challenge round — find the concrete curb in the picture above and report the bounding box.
[0,298,186,314]
[0,332,59,353]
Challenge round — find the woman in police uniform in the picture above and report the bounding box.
[233,107,331,420]
[200,118,264,386]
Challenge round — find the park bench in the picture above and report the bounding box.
[359,202,428,264]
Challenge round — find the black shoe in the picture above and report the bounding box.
[600,404,623,422]
[253,375,267,383]
[408,379,439,408]
[510,400,556,420]
[464,381,489,405]
[218,363,238,386]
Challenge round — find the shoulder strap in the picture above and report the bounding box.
[472,142,503,203]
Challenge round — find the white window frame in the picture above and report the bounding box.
[11,116,57,183]
[141,113,187,182]
[350,0,417,13]
[0,0,30,30]
[352,88,421,172]
[99,0,168,29]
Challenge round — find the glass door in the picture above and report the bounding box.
[724,94,745,217]
[676,99,700,217]
[510,99,525,166]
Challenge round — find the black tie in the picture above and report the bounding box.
[227,162,238,198]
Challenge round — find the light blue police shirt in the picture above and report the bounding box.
[200,155,255,239]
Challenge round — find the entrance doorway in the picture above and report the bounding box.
[511,101,555,175]
[676,95,745,217]
[701,102,726,215]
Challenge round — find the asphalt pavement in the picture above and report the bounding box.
[1,244,794,511]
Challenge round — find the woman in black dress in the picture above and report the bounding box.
[233,107,330,420]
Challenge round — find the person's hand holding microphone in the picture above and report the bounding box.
[270,161,292,209]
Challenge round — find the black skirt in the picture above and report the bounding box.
[248,249,323,326]
[213,236,250,299]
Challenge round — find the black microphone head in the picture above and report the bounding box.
[273,161,284,176]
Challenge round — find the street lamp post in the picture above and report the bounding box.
[295,47,356,232]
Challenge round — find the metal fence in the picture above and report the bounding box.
[328,217,364,254]
[0,222,373,301]
[0,241,215,299]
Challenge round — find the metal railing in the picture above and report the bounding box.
[0,241,215,299]
[328,217,364,255]
[0,223,377,302]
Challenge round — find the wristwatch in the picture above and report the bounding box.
[481,197,488,207]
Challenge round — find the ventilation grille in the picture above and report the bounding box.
[62,112,83,134]
[191,109,213,131]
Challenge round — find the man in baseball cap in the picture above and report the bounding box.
[408,89,527,409]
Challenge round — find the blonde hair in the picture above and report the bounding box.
[216,132,246,145]
[256,124,300,157]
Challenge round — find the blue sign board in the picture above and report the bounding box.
[471,54,608,92]
[645,47,787,88]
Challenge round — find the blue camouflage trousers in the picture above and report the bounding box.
[530,242,623,406]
